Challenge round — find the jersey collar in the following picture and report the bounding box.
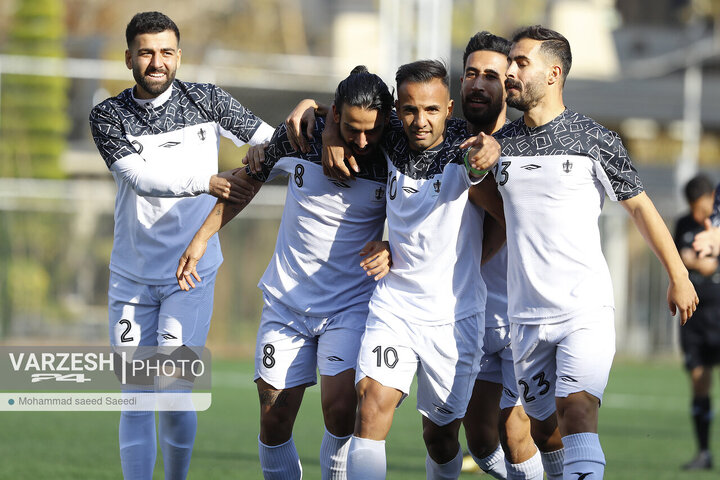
[131,82,174,109]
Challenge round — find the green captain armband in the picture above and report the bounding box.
[464,150,488,177]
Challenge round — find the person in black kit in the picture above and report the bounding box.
[675,173,720,470]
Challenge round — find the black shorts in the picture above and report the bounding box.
[680,304,720,370]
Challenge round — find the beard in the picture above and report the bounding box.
[505,78,542,112]
[461,92,504,127]
[133,65,176,97]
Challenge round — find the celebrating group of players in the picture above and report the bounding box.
[90,10,700,480]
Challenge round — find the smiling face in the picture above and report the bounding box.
[460,49,507,129]
[396,78,453,151]
[125,29,181,99]
[333,104,387,158]
[505,38,549,112]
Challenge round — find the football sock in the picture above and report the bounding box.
[159,411,197,479]
[320,428,352,479]
[347,436,386,480]
[470,443,507,479]
[563,433,605,479]
[540,448,564,480]
[259,436,303,479]
[119,410,156,480]
[425,446,464,480]
[692,396,712,451]
[156,376,197,479]
[507,449,543,480]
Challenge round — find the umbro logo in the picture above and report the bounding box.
[521,164,541,170]
[559,375,577,382]
[572,473,593,479]
[503,387,517,398]
[161,333,177,340]
[331,181,351,189]
[432,403,453,415]
[327,356,344,362]
[402,186,419,194]
[159,141,181,148]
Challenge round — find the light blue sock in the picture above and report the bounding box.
[347,436,386,480]
[541,448,564,480]
[563,433,605,479]
[159,410,197,479]
[470,443,507,479]
[259,436,302,479]
[426,446,464,480]
[320,428,352,479]
[119,410,156,480]
[507,449,543,480]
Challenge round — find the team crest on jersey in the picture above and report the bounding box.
[375,186,385,200]
[562,159,573,173]
[433,179,441,193]
[197,128,206,141]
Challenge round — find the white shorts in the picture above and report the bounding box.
[108,270,216,348]
[356,307,483,426]
[511,307,616,421]
[476,325,522,410]
[254,293,367,390]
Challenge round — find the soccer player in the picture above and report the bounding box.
[339,60,499,480]
[89,11,274,480]
[465,25,698,479]
[675,174,720,470]
[177,66,394,479]
[458,32,545,480]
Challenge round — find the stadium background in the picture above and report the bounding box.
[2,0,720,477]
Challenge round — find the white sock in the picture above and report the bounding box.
[320,428,352,479]
[563,433,605,479]
[470,443,507,479]
[507,449,543,480]
[540,448,564,480]
[119,410,156,480]
[347,436,386,480]
[258,436,302,479]
[425,446,463,480]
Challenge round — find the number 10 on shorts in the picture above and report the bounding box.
[372,346,398,369]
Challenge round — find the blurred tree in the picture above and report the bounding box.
[0,0,69,179]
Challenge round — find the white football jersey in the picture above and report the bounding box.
[369,116,487,324]
[249,119,388,316]
[494,109,644,324]
[482,245,509,328]
[90,80,273,284]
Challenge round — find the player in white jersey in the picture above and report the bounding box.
[467,25,698,479]
[330,60,501,480]
[88,11,274,480]
[177,66,394,479]
[457,32,545,480]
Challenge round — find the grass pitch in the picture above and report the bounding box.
[0,357,716,479]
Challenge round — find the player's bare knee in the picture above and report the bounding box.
[322,400,356,436]
[556,392,599,434]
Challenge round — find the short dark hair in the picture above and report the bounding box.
[334,65,394,116]
[126,11,180,47]
[395,59,449,91]
[512,25,572,83]
[684,173,715,204]
[462,31,511,70]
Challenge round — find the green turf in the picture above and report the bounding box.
[0,358,716,479]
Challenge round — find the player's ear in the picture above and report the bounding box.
[447,99,454,116]
[176,48,182,67]
[332,103,340,123]
[548,64,561,86]
[125,49,132,70]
